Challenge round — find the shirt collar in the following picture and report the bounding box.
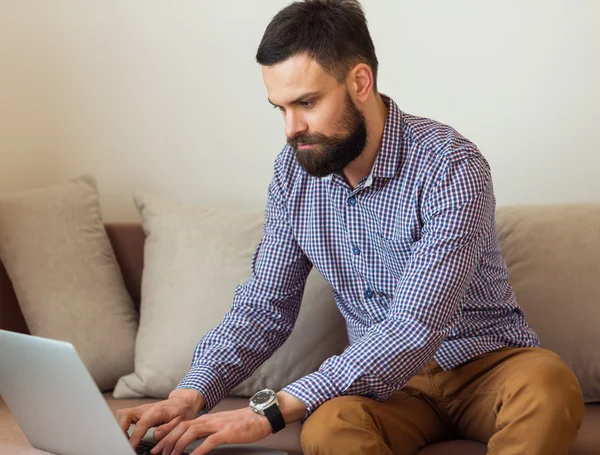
[319,93,403,182]
[370,93,403,179]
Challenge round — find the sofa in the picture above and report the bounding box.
[1,204,599,454]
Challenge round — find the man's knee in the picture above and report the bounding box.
[507,351,584,426]
[301,396,378,454]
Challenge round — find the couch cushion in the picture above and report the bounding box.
[113,192,348,400]
[417,405,600,455]
[0,175,138,392]
[417,440,486,455]
[495,204,600,402]
[2,396,597,454]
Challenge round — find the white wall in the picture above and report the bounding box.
[1,1,598,221]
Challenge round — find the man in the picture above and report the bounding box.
[116,1,585,454]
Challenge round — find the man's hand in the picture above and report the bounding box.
[115,388,205,449]
[149,407,271,455]
[148,391,307,455]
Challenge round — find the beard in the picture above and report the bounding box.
[287,92,368,178]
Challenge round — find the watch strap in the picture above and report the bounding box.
[263,402,286,433]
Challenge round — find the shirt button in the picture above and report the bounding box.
[348,197,357,206]
[353,246,361,255]
[365,289,374,299]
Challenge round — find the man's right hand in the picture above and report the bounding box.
[115,388,205,449]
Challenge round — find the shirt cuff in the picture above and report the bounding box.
[281,371,342,418]
[175,364,227,413]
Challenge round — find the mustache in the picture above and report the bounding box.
[287,133,331,148]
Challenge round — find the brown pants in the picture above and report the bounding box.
[301,347,585,455]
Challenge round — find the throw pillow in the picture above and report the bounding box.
[0,175,138,391]
[113,191,348,399]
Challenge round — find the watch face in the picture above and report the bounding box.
[253,391,272,405]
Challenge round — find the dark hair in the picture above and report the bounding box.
[256,0,379,91]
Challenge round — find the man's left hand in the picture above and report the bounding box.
[149,407,272,455]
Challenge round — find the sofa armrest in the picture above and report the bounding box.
[0,259,28,333]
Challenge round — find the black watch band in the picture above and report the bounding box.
[264,403,286,433]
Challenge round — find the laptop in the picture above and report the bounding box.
[0,329,287,455]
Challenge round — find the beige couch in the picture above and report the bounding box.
[1,204,599,455]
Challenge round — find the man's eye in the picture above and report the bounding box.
[301,101,313,108]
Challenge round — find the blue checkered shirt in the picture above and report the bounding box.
[176,95,540,417]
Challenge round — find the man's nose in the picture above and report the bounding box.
[284,111,307,139]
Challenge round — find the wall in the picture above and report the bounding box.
[1,1,598,221]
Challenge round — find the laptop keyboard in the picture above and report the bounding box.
[134,439,190,455]
[134,440,157,455]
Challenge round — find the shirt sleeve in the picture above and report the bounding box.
[175,155,312,412]
[282,156,495,417]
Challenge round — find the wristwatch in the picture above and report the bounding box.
[249,388,286,433]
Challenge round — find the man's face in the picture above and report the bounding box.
[262,54,367,177]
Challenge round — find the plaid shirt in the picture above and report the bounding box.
[176,95,540,417]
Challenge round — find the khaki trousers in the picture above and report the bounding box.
[301,347,585,455]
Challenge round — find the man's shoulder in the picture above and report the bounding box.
[401,112,484,166]
[398,112,492,209]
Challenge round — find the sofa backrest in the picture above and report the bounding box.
[1,204,599,400]
[495,203,600,401]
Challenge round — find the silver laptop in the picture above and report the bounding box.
[0,329,286,455]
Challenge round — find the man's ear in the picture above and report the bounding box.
[348,63,374,103]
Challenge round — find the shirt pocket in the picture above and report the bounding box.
[370,233,414,278]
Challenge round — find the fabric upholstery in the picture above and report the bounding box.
[496,204,600,402]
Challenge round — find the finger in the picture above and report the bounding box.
[118,405,155,439]
[115,409,137,433]
[116,414,132,433]
[153,416,182,442]
[189,434,223,455]
[150,421,189,455]
[172,425,214,455]
[129,410,164,449]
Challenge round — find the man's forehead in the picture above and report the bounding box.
[262,54,336,104]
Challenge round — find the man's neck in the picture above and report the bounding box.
[342,93,389,189]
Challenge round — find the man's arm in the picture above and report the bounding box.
[282,155,495,417]
[175,153,312,412]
